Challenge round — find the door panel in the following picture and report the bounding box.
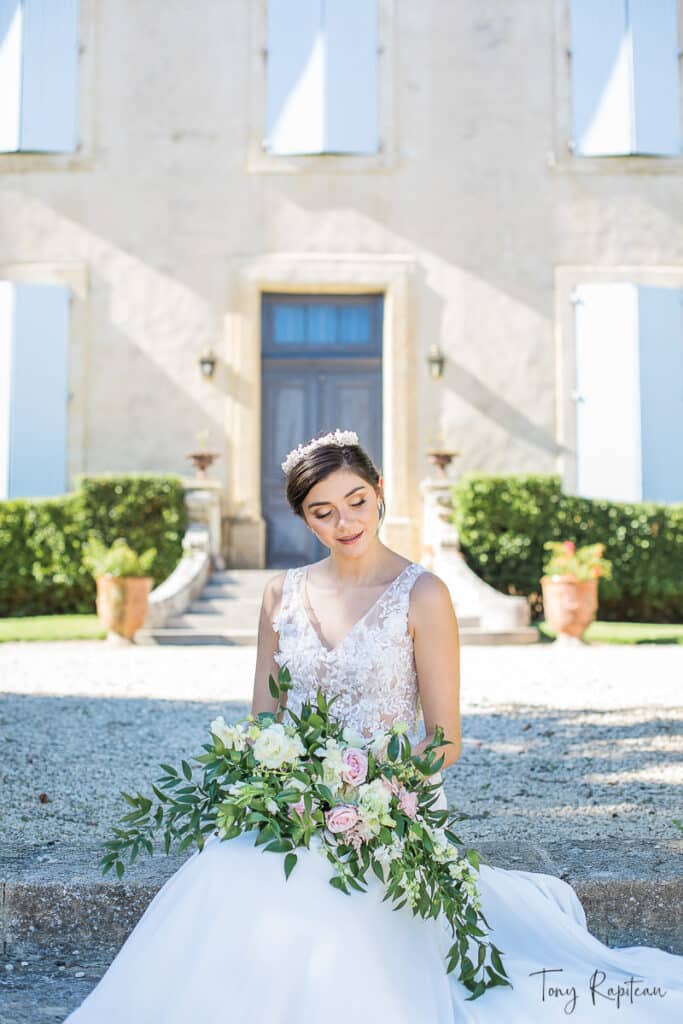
[261,294,383,567]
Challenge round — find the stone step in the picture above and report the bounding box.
[140,567,539,646]
[2,840,680,1020]
[137,623,536,646]
[1,841,681,958]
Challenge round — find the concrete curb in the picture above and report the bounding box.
[2,840,681,959]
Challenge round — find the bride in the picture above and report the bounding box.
[65,430,683,1022]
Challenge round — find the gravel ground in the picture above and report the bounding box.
[1,641,681,848]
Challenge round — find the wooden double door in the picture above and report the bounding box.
[261,293,383,567]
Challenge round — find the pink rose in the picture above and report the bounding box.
[562,540,575,553]
[398,786,419,820]
[381,775,400,797]
[289,799,306,819]
[341,748,369,787]
[325,804,360,834]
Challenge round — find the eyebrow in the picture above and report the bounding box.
[307,485,367,509]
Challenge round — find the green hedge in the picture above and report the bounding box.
[451,473,683,623]
[0,474,187,617]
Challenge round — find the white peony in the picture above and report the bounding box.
[210,716,247,751]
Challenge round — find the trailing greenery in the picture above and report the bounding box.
[451,473,683,623]
[0,474,187,616]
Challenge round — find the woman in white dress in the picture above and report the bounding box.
[65,430,683,1023]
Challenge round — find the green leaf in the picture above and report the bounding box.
[284,852,298,880]
[268,675,280,700]
[181,760,193,781]
[159,763,178,777]
[115,860,124,880]
[264,838,291,854]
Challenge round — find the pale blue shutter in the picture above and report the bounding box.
[570,0,681,156]
[265,0,378,155]
[0,281,70,498]
[325,0,378,153]
[570,0,631,155]
[20,0,80,152]
[630,0,680,155]
[266,0,324,154]
[0,282,14,497]
[0,0,23,151]
[637,287,683,502]
[573,284,642,501]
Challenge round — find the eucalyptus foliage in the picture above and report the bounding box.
[101,668,511,1000]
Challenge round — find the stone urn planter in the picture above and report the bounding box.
[540,540,613,643]
[426,449,459,479]
[83,537,157,643]
[186,451,220,478]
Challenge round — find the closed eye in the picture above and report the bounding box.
[315,499,366,521]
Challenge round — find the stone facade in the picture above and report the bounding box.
[2,1,683,565]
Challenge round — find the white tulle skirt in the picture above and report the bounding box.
[64,787,683,1023]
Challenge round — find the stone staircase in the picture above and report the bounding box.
[137,569,539,646]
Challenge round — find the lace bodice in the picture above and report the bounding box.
[272,562,429,741]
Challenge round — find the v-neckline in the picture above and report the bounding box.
[298,563,413,656]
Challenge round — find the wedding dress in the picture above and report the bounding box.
[65,561,683,1023]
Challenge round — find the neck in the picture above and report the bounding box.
[324,541,399,585]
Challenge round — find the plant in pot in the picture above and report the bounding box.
[540,540,613,643]
[83,537,157,643]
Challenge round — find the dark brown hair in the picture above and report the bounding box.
[285,439,381,518]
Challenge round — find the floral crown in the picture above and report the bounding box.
[281,429,359,475]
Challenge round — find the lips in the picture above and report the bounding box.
[338,530,363,545]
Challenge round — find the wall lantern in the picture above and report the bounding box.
[426,344,445,380]
[199,350,217,380]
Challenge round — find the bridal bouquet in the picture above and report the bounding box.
[100,667,511,1000]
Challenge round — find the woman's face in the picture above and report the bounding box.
[301,468,383,556]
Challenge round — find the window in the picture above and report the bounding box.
[265,0,378,155]
[573,283,683,503]
[569,0,680,156]
[0,0,80,154]
[0,281,70,498]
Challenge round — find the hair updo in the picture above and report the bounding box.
[284,438,382,520]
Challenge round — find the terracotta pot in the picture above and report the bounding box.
[426,450,460,479]
[187,451,220,478]
[96,575,153,642]
[541,575,598,642]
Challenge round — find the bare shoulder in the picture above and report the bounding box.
[262,570,288,619]
[408,569,457,630]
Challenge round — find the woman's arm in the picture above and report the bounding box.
[251,571,287,718]
[409,571,463,771]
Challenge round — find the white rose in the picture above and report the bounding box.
[253,723,301,769]
[369,730,390,761]
[321,744,344,789]
[342,726,366,748]
[287,733,306,760]
[210,716,247,751]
